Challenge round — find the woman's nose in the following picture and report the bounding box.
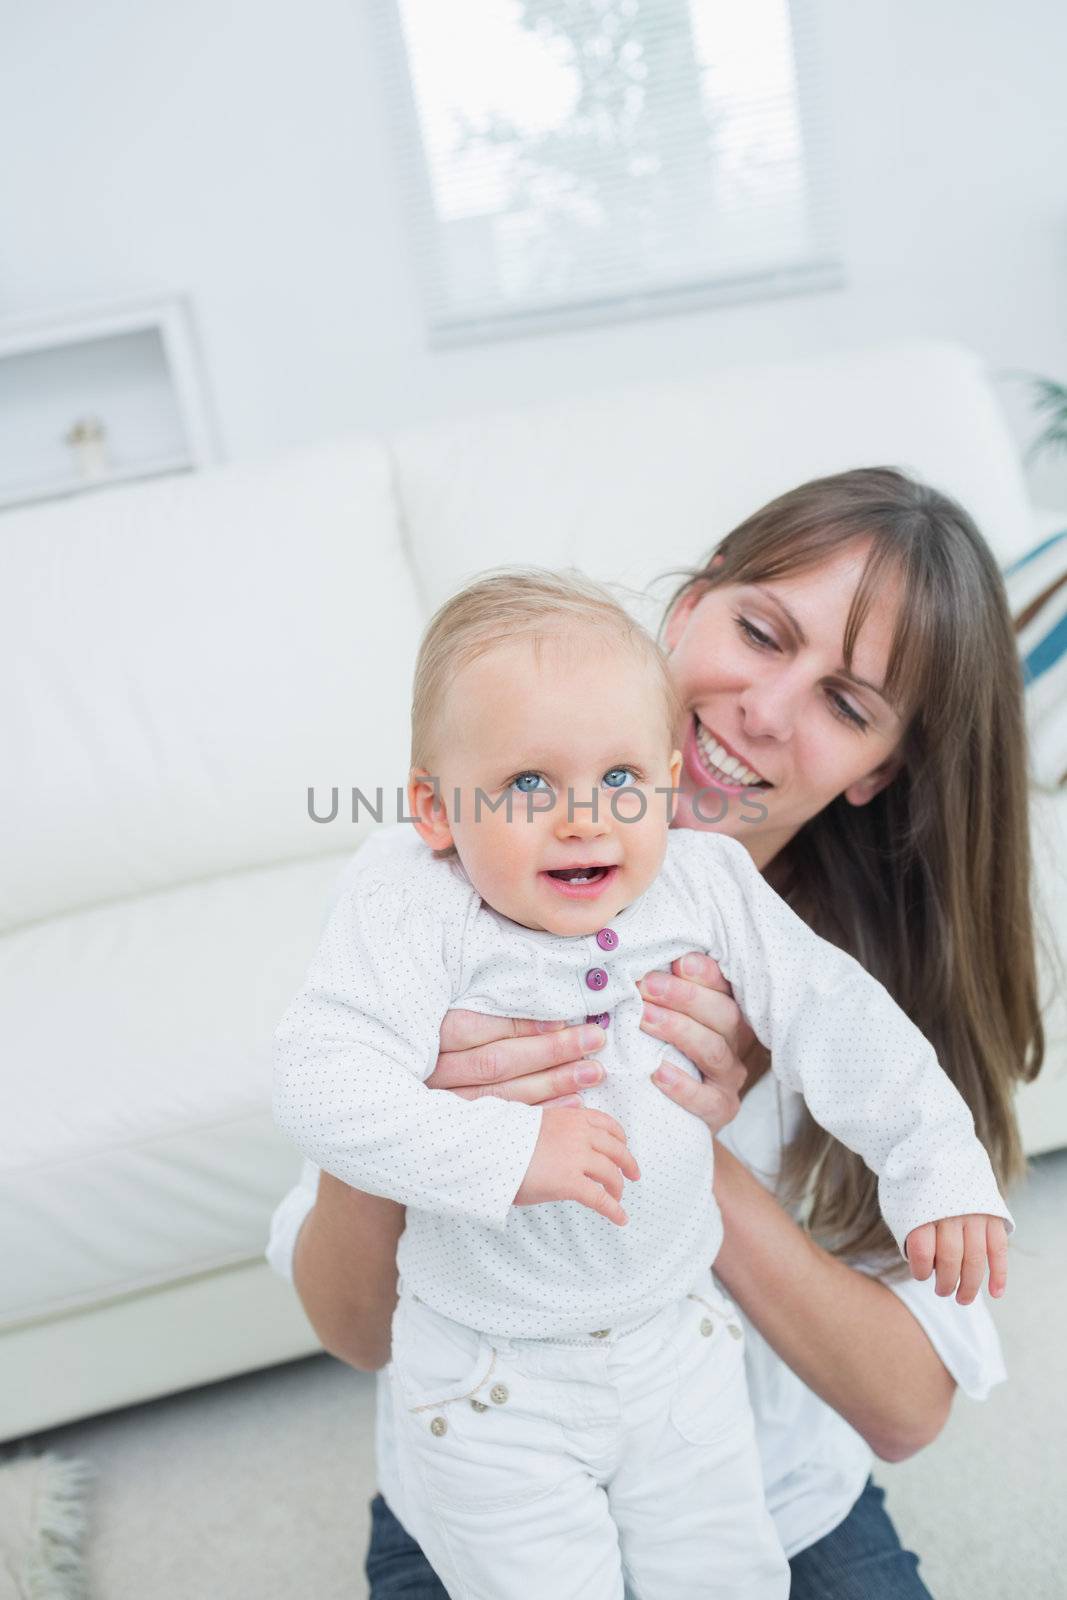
[738,676,800,743]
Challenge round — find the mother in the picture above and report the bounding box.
[268,467,1044,1598]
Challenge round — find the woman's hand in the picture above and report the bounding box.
[638,953,759,1133]
[424,954,759,1128]
[425,1011,608,1106]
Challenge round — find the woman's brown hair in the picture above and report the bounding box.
[664,467,1045,1267]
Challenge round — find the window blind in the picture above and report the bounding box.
[378,0,841,344]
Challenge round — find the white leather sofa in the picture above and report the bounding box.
[3,340,1064,1442]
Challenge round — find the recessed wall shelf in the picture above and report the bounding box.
[0,296,217,512]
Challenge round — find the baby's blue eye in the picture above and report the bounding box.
[512,772,547,793]
[602,768,636,789]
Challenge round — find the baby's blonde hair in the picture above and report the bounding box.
[410,567,682,771]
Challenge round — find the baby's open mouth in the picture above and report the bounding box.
[541,865,619,899]
[546,866,610,884]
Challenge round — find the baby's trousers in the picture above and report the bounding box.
[386,1271,789,1600]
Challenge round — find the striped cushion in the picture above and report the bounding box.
[1004,529,1067,791]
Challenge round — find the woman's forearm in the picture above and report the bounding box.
[712,1143,956,1462]
[292,1172,405,1371]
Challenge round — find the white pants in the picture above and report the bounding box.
[386,1270,788,1600]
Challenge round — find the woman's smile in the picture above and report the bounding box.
[685,713,771,795]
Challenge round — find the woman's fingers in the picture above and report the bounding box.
[428,1014,605,1092]
[648,1056,743,1134]
[636,958,757,1125]
[446,1063,602,1106]
[674,953,733,993]
[638,965,746,1056]
[642,999,745,1088]
[438,1010,549,1052]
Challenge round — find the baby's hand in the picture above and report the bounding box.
[514,1106,640,1226]
[905,1214,1008,1304]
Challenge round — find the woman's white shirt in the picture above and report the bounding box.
[265,829,1006,1557]
[713,1071,1005,1556]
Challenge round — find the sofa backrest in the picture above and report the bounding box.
[387,341,1034,631]
[3,339,1035,934]
[2,436,422,933]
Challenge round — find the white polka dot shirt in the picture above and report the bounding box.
[273,826,1012,1338]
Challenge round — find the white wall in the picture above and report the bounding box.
[2,0,1066,502]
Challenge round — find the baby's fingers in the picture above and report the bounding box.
[583,1151,625,1204]
[933,1217,964,1297]
[576,1174,628,1227]
[582,1109,628,1143]
[906,1222,936,1282]
[955,1215,989,1305]
[593,1130,641,1183]
[987,1218,1009,1299]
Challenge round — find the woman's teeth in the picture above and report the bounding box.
[695,721,765,787]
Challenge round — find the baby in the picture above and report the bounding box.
[274,569,1011,1600]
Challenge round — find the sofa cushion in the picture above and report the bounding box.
[0,436,421,933]
[388,341,1035,624]
[0,851,355,1329]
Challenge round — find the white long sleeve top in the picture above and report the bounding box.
[273,826,1011,1338]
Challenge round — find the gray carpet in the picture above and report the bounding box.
[25,1151,1067,1599]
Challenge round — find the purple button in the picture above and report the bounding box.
[585,1012,611,1029]
[596,928,619,952]
[585,967,608,991]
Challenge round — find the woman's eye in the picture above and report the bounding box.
[511,772,548,793]
[735,614,776,649]
[828,691,868,732]
[602,767,637,789]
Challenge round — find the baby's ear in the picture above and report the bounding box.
[666,749,683,820]
[409,770,454,850]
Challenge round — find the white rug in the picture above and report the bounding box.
[23,1150,1067,1598]
[0,1454,92,1600]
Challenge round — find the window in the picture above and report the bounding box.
[380,0,840,344]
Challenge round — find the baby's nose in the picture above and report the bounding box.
[555,788,611,836]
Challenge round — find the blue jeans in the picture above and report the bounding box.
[364,1478,933,1598]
